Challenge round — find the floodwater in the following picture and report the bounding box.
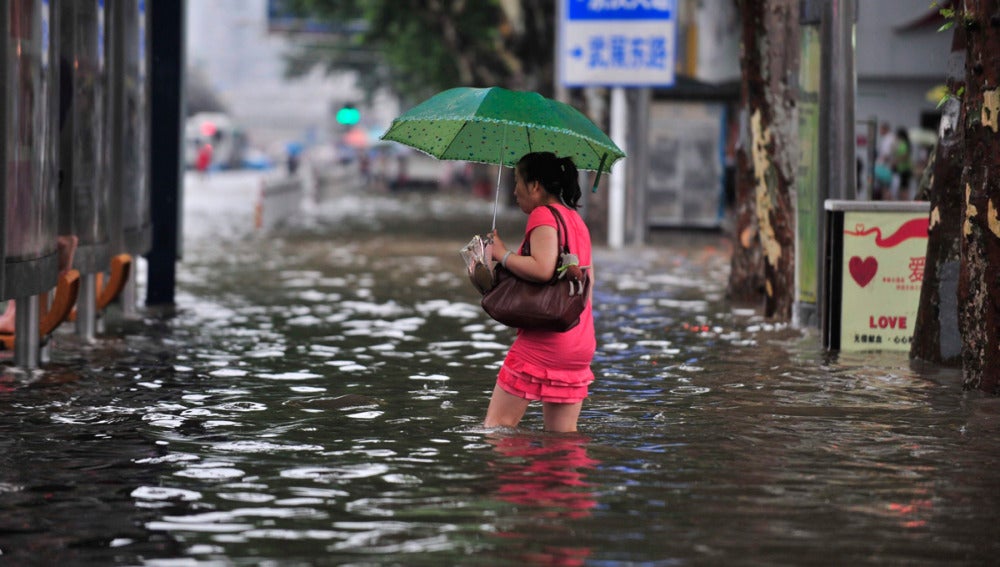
[2,170,999,566]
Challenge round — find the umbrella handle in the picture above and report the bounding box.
[492,163,502,231]
[492,127,509,231]
[592,153,608,193]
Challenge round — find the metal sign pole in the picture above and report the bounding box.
[632,88,651,246]
[608,87,627,249]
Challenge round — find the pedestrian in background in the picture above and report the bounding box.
[891,128,912,200]
[195,141,214,177]
[872,121,895,200]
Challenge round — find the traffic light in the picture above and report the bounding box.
[336,105,360,126]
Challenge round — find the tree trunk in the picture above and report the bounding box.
[910,6,966,366]
[729,0,767,306]
[728,103,764,303]
[959,1,1000,393]
[728,0,799,319]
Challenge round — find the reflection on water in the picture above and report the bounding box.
[487,433,598,566]
[1,171,999,565]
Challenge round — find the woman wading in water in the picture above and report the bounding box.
[485,152,595,433]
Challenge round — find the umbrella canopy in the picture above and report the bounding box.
[380,87,625,174]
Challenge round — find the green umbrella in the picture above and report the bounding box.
[380,87,625,227]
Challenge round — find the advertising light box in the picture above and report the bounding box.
[823,200,930,351]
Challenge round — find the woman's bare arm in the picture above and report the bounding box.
[495,225,559,283]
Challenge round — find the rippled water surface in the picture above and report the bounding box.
[2,171,999,566]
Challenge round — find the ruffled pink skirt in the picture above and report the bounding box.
[497,354,593,404]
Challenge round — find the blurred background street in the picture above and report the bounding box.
[4,2,997,565]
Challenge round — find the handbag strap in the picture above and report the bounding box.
[546,205,573,255]
[517,205,575,284]
[518,205,574,256]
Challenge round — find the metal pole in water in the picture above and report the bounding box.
[121,268,138,318]
[76,274,97,341]
[13,296,40,369]
[815,0,856,332]
[825,0,856,202]
[608,87,627,249]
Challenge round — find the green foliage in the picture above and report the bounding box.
[937,85,965,109]
[278,0,556,102]
[935,1,956,32]
[933,1,975,32]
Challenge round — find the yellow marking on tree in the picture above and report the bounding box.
[751,110,782,267]
[965,183,978,236]
[983,89,1000,132]
[929,206,941,230]
[989,199,1000,239]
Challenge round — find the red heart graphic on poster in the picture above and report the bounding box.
[849,256,878,287]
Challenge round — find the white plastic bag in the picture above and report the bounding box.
[460,234,495,294]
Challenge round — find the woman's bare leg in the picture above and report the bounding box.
[543,401,583,433]
[484,384,530,429]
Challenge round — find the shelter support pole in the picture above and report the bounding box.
[122,268,138,318]
[146,0,186,306]
[608,87,627,249]
[75,274,97,341]
[13,296,40,369]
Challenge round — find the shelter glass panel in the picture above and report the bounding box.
[58,0,110,273]
[4,0,59,298]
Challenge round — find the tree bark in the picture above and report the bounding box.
[959,1,1000,393]
[910,6,966,366]
[728,0,799,319]
[728,102,764,304]
[729,0,766,306]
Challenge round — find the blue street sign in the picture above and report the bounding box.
[567,0,673,20]
[560,0,676,87]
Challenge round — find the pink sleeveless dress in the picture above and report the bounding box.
[496,204,595,404]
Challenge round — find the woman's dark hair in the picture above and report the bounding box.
[516,152,582,209]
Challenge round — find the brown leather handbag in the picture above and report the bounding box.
[481,206,590,332]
